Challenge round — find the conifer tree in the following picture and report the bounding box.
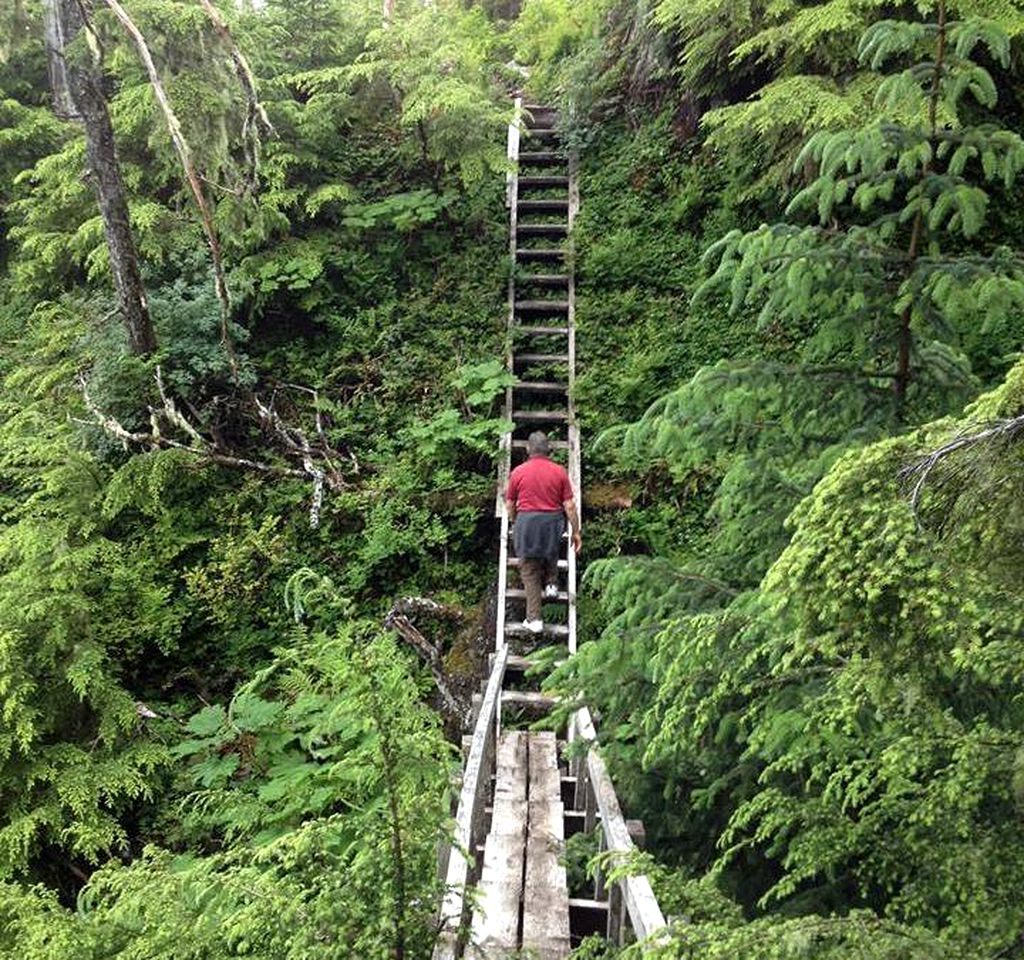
[700,4,1024,410]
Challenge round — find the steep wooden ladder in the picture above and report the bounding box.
[434,102,665,960]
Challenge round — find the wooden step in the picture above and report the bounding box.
[509,557,569,569]
[516,248,566,262]
[501,691,559,713]
[519,151,565,167]
[511,437,570,449]
[526,128,559,140]
[519,176,569,190]
[513,409,570,422]
[523,109,558,129]
[518,274,569,287]
[505,622,570,639]
[515,353,570,364]
[518,223,568,238]
[506,587,570,602]
[516,299,570,312]
[518,199,569,213]
[513,325,569,336]
[506,654,539,672]
[514,381,568,392]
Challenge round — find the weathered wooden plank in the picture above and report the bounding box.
[433,647,509,960]
[528,731,562,802]
[493,730,528,802]
[468,732,529,958]
[468,809,527,957]
[512,324,570,335]
[512,357,570,369]
[523,732,571,960]
[505,587,569,601]
[500,690,558,716]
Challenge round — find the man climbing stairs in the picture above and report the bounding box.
[496,100,580,659]
[433,101,665,960]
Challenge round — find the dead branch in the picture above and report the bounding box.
[102,0,239,382]
[78,369,355,526]
[196,0,274,189]
[385,598,466,721]
[390,596,464,622]
[899,413,1024,519]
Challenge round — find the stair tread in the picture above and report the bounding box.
[504,622,570,637]
[518,274,570,284]
[513,409,571,420]
[514,325,570,335]
[515,353,570,363]
[509,557,570,569]
[506,588,570,601]
[516,299,570,310]
[514,381,568,391]
[511,438,570,449]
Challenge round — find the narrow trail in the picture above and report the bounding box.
[433,102,666,960]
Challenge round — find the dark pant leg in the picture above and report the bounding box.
[543,555,559,590]
[520,557,544,622]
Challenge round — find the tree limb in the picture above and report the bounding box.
[384,599,466,721]
[102,0,239,381]
[899,413,1024,518]
[78,370,355,526]
[197,0,274,189]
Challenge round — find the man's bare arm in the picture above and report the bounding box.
[506,499,517,524]
[564,498,582,553]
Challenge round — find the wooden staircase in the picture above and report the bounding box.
[433,101,665,960]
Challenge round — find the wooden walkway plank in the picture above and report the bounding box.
[523,732,571,960]
[439,101,667,959]
[468,732,528,958]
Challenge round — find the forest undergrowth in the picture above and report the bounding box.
[2,0,1024,958]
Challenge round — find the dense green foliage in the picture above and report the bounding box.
[3,0,1024,956]
[531,0,1024,956]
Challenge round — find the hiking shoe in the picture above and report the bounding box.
[523,619,544,634]
[543,584,560,599]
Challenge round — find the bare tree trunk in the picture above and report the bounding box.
[43,0,157,357]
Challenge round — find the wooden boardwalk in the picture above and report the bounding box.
[434,101,665,960]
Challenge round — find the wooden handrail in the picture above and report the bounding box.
[433,645,510,960]
[569,706,667,943]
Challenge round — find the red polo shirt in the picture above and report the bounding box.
[507,456,574,513]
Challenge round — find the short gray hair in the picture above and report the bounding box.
[526,431,550,456]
